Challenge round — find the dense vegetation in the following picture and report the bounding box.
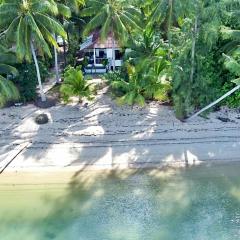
[0,0,240,119]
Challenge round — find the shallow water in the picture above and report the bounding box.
[1,164,240,240]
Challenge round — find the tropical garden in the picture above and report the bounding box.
[0,0,240,119]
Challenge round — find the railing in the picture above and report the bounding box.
[86,58,107,65]
[95,58,107,65]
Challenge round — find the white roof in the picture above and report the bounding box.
[80,35,94,50]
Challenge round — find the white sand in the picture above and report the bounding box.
[1,87,240,173]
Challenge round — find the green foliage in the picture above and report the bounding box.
[105,71,126,96]
[173,47,224,118]
[60,66,94,102]
[220,55,240,107]
[1,0,239,115]
[12,62,49,103]
[171,0,231,118]
[224,54,240,78]
[0,76,19,108]
[125,27,169,69]
[107,24,172,107]
[150,0,195,44]
[82,0,141,43]
[111,66,146,107]
[108,64,171,107]
[0,0,67,62]
[0,0,67,102]
[221,81,240,108]
[66,34,80,66]
[0,45,19,107]
[59,0,84,14]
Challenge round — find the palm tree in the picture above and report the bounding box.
[54,0,85,77]
[60,66,93,103]
[0,0,67,102]
[0,45,19,107]
[150,0,195,57]
[125,27,168,69]
[64,0,85,13]
[221,0,240,54]
[52,2,72,83]
[81,0,141,70]
[51,1,85,82]
[56,0,85,14]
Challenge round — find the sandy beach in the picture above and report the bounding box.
[0,85,240,174]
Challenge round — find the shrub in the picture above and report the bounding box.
[67,36,80,66]
[112,72,146,107]
[172,48,224,118]
[104,71,127,97]
[221,82,240,108]
[60,66,94,103]
[0,77,20,107]
[12,62,49,103]
[108,65,171,107]
[221,55,240,108]
[0,45,20,107]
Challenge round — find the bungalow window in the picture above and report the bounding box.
[96,49,107,59]
[115,50,123,60]
[85,50,93,58]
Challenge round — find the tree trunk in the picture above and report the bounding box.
[167,0,173,58]
[67,29,70,51]
[188,85,240,120]
[54,34,60,84]
[30,41,46,102]
[60,16,67,67]
[112,30,116,71]
[63,39,67,67]
[190,15,198,83]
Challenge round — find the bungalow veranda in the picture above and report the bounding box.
[79,31,124,74]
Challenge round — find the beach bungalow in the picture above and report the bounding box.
[79,31,124,74]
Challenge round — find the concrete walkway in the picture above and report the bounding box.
[0,88,240,172]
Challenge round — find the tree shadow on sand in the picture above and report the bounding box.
[8,86,198,170]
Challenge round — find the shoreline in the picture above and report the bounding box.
[0,161,240,188]
[1,160,240,186]
[3,157,240,172]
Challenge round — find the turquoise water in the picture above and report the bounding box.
[1,164,240,240]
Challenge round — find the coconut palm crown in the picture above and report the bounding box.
[82,0,141,42]
[0,0,67,101]
[81,0,141,70]
[0,0,67,61]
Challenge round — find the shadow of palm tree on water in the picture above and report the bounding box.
[7,163,239,240]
